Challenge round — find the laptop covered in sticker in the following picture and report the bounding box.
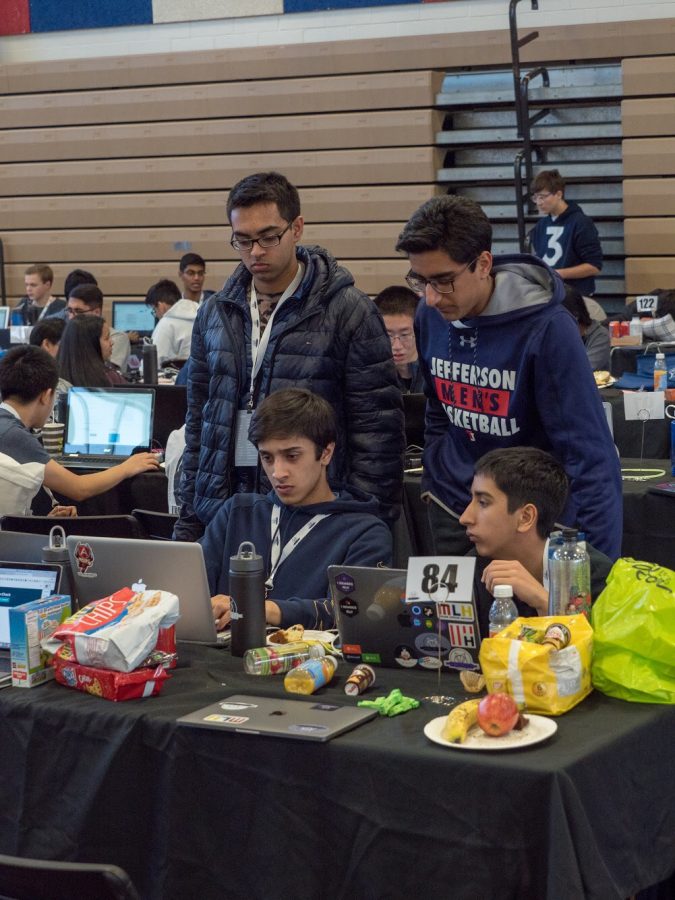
[328,563,481,673]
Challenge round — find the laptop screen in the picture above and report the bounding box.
[63,387,154,458]
[0,307,9,329]
[111,301,156,336]
[0,562,61,649]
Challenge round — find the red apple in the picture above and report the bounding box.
[477,692,519,737]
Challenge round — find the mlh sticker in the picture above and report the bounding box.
[437,601,475,622]
[447,622,478,649]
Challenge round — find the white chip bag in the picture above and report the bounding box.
[43,587,180,673]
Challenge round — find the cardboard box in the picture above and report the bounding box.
[610,335,643,347]
[9,594,72,688]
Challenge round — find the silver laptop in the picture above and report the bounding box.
[0,561,62,687]
[0,531,52,565]
[59,387,154,469]
[328,565,482,673]
[177,694,377,742]
[65,536,226,645]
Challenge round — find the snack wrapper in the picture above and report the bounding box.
[53,654,169,701]
[478,615,593,715]
[42,587,180,673]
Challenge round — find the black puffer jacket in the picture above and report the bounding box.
[175,245,404,540]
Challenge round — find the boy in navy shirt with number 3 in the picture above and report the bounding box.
[202,389,392,631]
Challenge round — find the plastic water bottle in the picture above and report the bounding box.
[548,528,591,618]
[653,352,667,392]
[243,642,325,676]
[229,541,266,657]
[488,584,518,637]
[284,656,337,694]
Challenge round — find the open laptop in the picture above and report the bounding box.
[112,301,156,338]
[0,561,62,687]
[177,694,377,742]
[0,531,51,565]
[117,383,187,448]
[65,535,227,645]
[328,565,482,673]
[58,386,154,469]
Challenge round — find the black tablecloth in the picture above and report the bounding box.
[0,646,673,900]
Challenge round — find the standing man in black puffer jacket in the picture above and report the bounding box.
[174,171,404,541]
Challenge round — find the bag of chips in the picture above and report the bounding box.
[44,587,180,673]
[478,615,593,715]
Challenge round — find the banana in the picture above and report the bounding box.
[442,698,481,744]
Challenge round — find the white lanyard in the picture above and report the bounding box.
[542,538,550,591]
[266,504,330,592]
[249,262,304,401]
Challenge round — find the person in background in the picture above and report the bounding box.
[176,170,403,541]
[562,287,610,371]
[459,447,612,638]
[0,346,160,517]
[64,268,98,302]
[373,285,424,393]
[145,279,197,365]
[396,194,621,560]
[66,284,130,373]
[29,318,71,416]
[28,318,65,358]
[178,253,215,305]
[58,316,127,387]
[202,389,392,631]
[14,264,65,324]
[528,169,603,297]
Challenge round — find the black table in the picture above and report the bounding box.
[403,461,675,570]
[0,645,673,900]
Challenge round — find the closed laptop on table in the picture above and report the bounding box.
[177,694,377,742]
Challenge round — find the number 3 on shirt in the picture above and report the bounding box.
[543,225,564,266]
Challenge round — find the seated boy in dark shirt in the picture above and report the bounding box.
[202,389,392,631]
[458,446,612,638]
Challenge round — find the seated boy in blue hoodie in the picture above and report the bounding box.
[202,388,393,630]
[458,446,612,638]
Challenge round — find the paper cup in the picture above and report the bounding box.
[42,422,65,456]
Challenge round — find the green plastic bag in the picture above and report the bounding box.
[591,558,675,704]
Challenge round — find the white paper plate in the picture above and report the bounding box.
[424,714,557,751]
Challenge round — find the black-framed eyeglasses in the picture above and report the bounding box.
[405,257,479,295]
[531,192,553,202]
[230,221,293,252]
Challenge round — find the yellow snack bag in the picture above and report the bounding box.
[478,615,593,715]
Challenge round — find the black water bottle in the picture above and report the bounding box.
[41,525,79,611]
[229,541,266,658]
[143,343,158,384]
